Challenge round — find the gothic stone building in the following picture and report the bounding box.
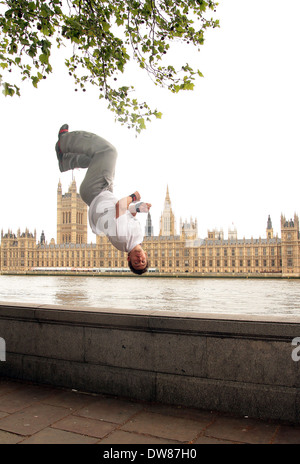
[0,180,299,277]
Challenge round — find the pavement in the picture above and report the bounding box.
[0,377,300,445]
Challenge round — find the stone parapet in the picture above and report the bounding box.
[1,302,300,422]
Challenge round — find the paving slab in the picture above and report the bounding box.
[121,411,205,442]
[52,414,117,439]
[41,389,96,411]
[272,425,300,444]
[0,379,22,396]
[75,396,144,424]
[0,378,300,445]
[205,415,278,444]
[194,434,239,444]
[0,403,70,436]
[99,430,178,445]
[20,427,99,444]
[0,429,24,444]
[146,403,218,423]
[0,383,54,414]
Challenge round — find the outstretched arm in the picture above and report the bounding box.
[116,191,140,218]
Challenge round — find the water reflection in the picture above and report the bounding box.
[53,276,90,306]
[54,289,89,306]
[0,275,300,316]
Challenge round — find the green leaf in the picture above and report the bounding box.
[31,76,40,88]
[39,53,49,65]
[183,82,194,90]
[102,22,110,32]
[28,2,36,11]
[137,117,146,130]
[2,82,15,96]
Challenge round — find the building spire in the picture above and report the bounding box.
[266,215,273,239]
[145,212,154,237]
[267,215,272,230]
[159,185,176,236]
[165,184,170,202]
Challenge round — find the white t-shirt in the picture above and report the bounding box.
[88,191,144,253]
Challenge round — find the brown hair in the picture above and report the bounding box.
[128,260,149,275]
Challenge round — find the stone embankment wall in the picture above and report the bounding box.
[1,302,300,422]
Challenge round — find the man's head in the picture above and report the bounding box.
[128,245,148,275]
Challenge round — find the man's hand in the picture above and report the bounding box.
[128,201,151,215]
[138,202,152,212]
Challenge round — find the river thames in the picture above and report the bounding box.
[0,275,300,317]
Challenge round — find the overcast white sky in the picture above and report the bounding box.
[1,0,300,244]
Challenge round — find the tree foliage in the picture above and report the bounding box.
[0,0,219,132]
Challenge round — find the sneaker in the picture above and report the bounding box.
[55,124,69,171]
[58,123,69,139]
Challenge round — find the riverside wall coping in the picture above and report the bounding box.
[1,301,300,340]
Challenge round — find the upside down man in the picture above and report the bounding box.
[55,125,151,274]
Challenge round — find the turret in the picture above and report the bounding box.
[145,212,154,237]
[266,215,273,239]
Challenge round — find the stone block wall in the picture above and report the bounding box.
[1,302,300,422]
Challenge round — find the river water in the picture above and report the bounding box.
[0,275,300,317]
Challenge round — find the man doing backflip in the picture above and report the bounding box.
[55,125,151,275]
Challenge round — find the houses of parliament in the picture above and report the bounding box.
[1,179,300,277]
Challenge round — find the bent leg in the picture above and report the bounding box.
[80,142,117,206]
[58,130,117,206]
[59,131,105,172]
